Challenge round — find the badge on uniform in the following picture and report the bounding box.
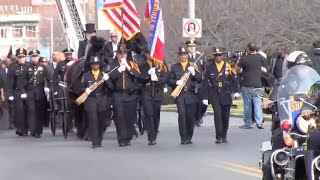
[218,82,223,87]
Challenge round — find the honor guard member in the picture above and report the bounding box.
[26,50,51,138]
[80,55,112,148]
[140,59,168,145]
[7,48,29,136]
[186,40,207,127]
[53,48,74,132]
[109,46,141,147]
[167,47,202,144]
[203,48,238,143]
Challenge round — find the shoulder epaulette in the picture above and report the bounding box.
[130,61,141,73]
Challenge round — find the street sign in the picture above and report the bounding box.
[182,18,202,38]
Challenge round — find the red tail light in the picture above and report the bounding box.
[281,121,291,131]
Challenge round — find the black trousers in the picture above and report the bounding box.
[196,101,207,122]
[72,104,87,138]
[212,101,231,140]
[14,96,28,134]
[25,98,38,134]
[113,97,137,144]
[176,97,197,142]
[35,98,47,134]
[142,96,161,141]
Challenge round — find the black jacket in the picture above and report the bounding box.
[102,42,120,63]
[203,61,238,105]
[7,63,29,97]
[167,61,202,104]
[78,40,88,59]
[26,64,51,100]
[139,62,168,102]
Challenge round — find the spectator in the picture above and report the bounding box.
[268,45,288,80]
[310,40,320,74]
[235,42,266,129]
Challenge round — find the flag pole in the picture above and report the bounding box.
[121,7,125,89]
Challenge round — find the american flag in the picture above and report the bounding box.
[103,0,140,40]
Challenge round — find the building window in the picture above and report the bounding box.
[12,27,23,38]
[26,26,37,37]
[0,28,7,38]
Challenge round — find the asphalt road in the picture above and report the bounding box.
[0,112,270,180]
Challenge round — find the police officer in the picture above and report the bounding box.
[140,59,168,145]
[109,46,141,147]
[26,50,51,138]
[53,48,74,133]
[80,55,112,148]
[7,48,29,136]
[186,40,207,127]
[167,47,202,144]
[203,48,237,143]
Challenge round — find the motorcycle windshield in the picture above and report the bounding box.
[277,65,320,127]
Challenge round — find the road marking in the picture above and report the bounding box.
[208,160,262,179]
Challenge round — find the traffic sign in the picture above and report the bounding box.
[182,18,202,38]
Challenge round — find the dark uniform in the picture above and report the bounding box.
[167,47,202,144]
[7,49,29,136]
[26,50,51,137]
[203,48,238,143]
[78,23,96,59]
[109,47,141,147]
[186,40,207,127]
[53,48,74,132]
[80,56,113,148]
[140,60,168,145]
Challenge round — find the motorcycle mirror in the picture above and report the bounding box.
[293,92,308,101]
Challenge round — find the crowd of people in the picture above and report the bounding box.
[2,23,320,150]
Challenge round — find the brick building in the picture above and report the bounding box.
[0,0,93,59]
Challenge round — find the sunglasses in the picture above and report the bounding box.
[111,36,117,38]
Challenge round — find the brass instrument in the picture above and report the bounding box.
[171,71,191,99]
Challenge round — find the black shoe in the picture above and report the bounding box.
[68,129,75,133]
[215,139,222,144]
[185,140,193,144]
[257,124,264,129]
[148,140,157,146]
[180,140,186,145]
[222,139,228,143]
[126,142,131,146]
[239,125,253,129]
[92,144,101,148]
[195,122,201,127]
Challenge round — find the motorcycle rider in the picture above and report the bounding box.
[262,51,314,180]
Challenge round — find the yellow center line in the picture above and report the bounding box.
[207,160,262,179]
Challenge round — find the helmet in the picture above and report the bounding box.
[286,51,313,68]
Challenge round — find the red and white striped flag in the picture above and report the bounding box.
[103,0,140,40]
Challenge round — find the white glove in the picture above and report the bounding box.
[118,65,126,73]
[202,99,209,106]
[151,74,158,81]
[85,88,91,94]
[148,67,156,75]
[21,93,27,99]
[176,80,184,86]
[8,96,14,101]
[53,92,58,96]
[163,87,168,93]
[234,93,240,99]
[44,87,50,93]
[188,66,195,76]
[37,66,43,71]
[103,74,109,81]
[120,58,128,66]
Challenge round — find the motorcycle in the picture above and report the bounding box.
[259,65,320,180]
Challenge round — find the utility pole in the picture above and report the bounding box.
[189,0,195,41]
